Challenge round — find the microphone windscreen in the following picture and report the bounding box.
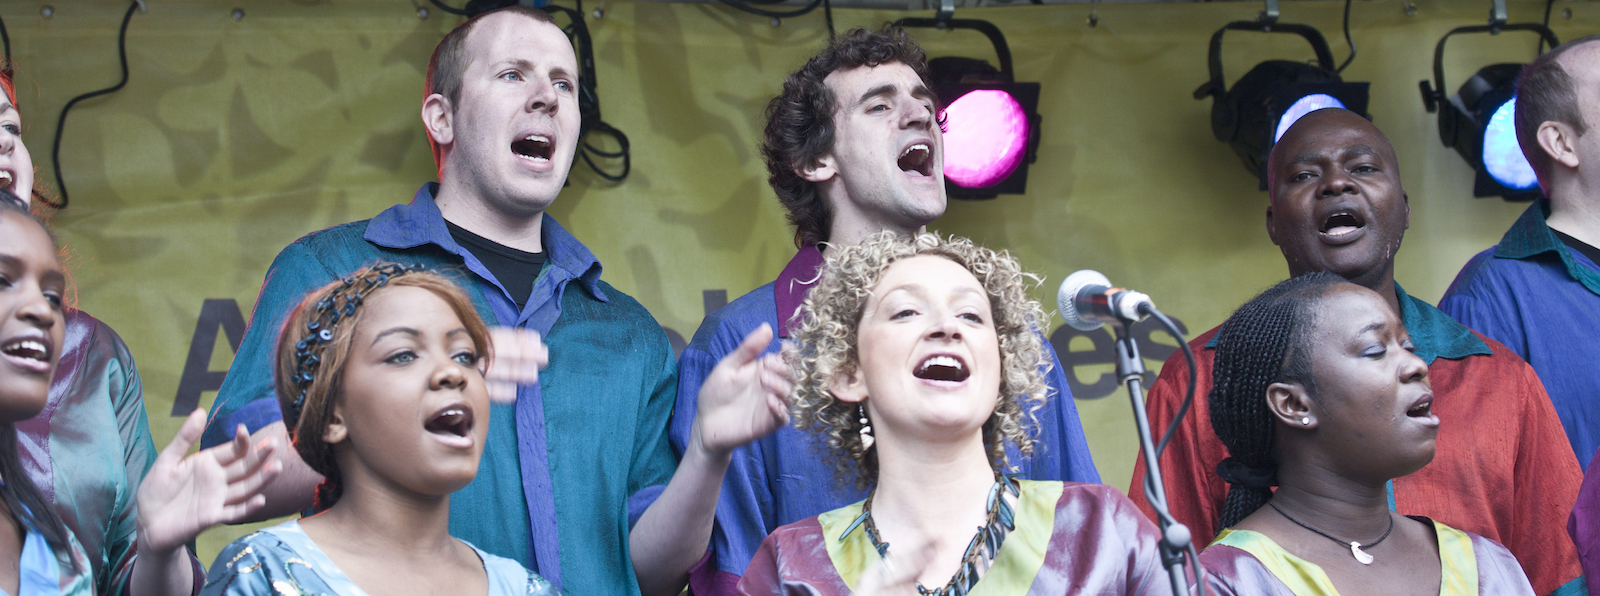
[1059,269,1113,332]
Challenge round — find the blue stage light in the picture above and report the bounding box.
[1418,17,1557,202]
[1275,94,1348,142]
[1482,97,1538,191]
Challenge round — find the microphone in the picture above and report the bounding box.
[1057,270,1155,331]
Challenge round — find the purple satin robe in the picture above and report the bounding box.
[737,482,1171,595]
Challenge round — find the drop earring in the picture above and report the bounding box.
[858,404,874,449]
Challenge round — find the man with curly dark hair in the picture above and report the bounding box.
[670,26,1099,593]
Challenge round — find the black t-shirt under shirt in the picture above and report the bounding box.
[1551,228,1600,268]
[446,220,547,310]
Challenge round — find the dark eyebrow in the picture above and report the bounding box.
[1286,150,1327,167]
[855,84,897,107]
[0,253,64,287]
[1342,145,1379,160]
[911,85,935,102]
[548,66,578,83]
[1357,321,1386,336]
[371,327,421,346]
[501,58,536,71]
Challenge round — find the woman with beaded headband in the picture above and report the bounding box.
[1198,273,1533,595]
[0,65,281,596]
[738,232,1166,595]
[202,264,559,595]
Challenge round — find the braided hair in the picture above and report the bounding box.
[1209,272,1344,529]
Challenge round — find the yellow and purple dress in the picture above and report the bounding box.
[737,481,1168,595]
[1199,517,1534,595]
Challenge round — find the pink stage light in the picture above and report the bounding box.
[942,89,1030,189]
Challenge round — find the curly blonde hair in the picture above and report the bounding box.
[787,232,1051,489]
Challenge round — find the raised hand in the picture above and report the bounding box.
[135,410,282,554]
[486,327,549,404]
[692,323,793,457]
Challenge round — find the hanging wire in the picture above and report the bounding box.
[1538,0,1557,53]
[0,12,11,62]
[429,0,471,16]
[1336,0,1356,73]
[715,0,825,20]
[579,121,629,182]
[824,0,835,39]
[48,1,139,209]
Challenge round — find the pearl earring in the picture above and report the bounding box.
[1300,417,1311,425]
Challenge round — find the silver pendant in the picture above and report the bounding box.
[1350,542,1373,565]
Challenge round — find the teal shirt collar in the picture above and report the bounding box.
[1494,199,1600,297]
[1205,281,1490,364]
[1393,282,1491,364]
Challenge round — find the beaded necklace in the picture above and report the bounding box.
[842,474,1020,596]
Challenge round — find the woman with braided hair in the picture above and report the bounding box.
[739,232,1166,595]
[1199,273,1533,595]
[202,264,559,596]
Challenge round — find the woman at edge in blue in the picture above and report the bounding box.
[0,192,94,593]
[1199,272,1535,595]
[202,265,559,595]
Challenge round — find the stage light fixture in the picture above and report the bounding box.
[1194,9,1369,189]
[1418,3,1558,201]
[896,16,1040,200]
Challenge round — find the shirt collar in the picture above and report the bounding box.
[1494,199,1600,296]
[1393,282,1490,364]
[1204,282,1490,364]
[364,183,607,302]
[775,244,826,338]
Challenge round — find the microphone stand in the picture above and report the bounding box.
[1110,306,1199,596]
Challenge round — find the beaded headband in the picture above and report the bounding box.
[289,263,426,418]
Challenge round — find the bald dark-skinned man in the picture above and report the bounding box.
[1128,109,1585,595]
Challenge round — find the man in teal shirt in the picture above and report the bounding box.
[202,7,789,595]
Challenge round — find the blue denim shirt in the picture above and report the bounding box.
[1442,200,1600,469]
[673,245,1102,592]
[203,184,677,595]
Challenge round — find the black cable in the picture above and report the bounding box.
[429,0,470,16]
[1150,309,1196,459]
[1336,0,1356,73]
[578,121,629,182]
[1539,0,1557,53]
[714,0,824,20]
[824,0,835,39]
[1145,306,1208,596]
[0,13,11,63]
[48,1,137,209]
